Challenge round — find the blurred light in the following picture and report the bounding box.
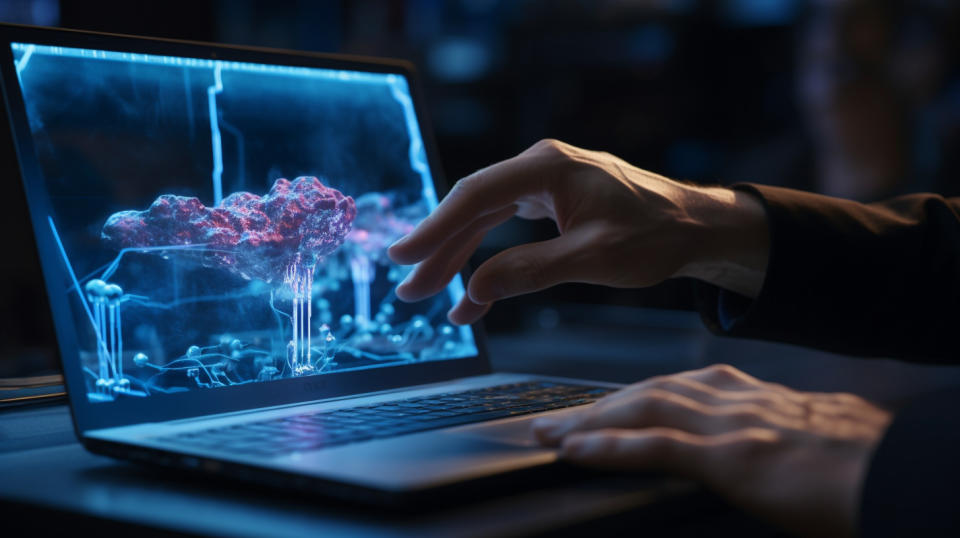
[722,0,798,26]
[428,38,492,82]
[0,0,59,26]
[629,24,674,64]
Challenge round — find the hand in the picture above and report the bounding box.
[532,364,893,537]
[387,139,770,325]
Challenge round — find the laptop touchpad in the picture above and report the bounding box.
[449,407,583,447]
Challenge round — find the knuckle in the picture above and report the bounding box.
[455,165,497,193]
[532,138,562,151]
[706,363,738,379]
[448,179,470,199]
[529,138,570,159]
[454,173,482,194]
[832,392,863,404]
[645,376,671,389]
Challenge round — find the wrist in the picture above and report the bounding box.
[675,187,770,298]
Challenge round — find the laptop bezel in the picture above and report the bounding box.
[0,23,493,434]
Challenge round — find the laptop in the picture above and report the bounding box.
[0,23,622,505]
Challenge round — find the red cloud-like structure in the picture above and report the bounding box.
[102,177,356,283]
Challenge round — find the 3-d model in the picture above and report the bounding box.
[13,42,478,402]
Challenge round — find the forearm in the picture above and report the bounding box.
[694,184,960,362]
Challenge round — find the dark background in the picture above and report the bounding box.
[3,0,960,378]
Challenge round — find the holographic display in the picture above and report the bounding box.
[102,176,357,284]
[11,43,478,402]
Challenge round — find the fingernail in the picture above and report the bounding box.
[398,269,414,288]
[532,417,558,430]
[395,273,418,303]
[532,417,569,442]
[388,235,408,250]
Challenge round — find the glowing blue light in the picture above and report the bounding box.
[722,0,798,26]
[384,73,470,336]
[14,44,34,76]
[385,74,469,332]
[386,75,437,210]
[48,216,100,343]
[11,43,400,84]
[19,41,479,402]
[207,63,224,206]
[427,38,491,82]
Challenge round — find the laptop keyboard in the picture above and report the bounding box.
[157,381,615,457]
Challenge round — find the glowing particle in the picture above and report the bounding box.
[84,279,108,303]
[187,345,201,358]
[133,352,149,367]
[103,283,123,304]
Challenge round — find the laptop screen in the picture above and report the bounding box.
[9,41,478,405]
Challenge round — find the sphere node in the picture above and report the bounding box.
[84,279,108,303]
[103,283,123,304]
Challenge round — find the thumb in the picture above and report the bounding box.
[467,229,595,304]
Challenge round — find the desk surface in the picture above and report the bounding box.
[5,311,960,536]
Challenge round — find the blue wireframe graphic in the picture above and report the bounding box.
[15,42,477,402]
[207,62,225,206]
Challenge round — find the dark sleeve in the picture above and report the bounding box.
[859,388,960,536]
[696,184,960,363]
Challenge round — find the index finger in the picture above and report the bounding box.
[387,152,544,265]
[561,427,779,475]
